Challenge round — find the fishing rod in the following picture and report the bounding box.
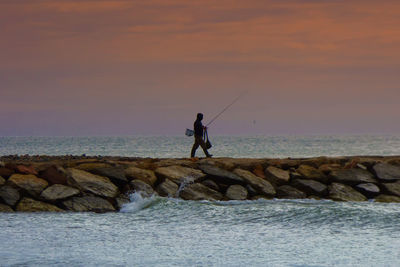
[205,91,247,127]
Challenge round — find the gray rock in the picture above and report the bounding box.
[276,185,306,199]
[0,185,20,206]
[381,182,400,197]
[297,165,328,183]
[265,166,290,185]
[8,174,48,196]
[373,163,400,181]
[90,167,127,186]
[328,183,367,202]
[17,197,64,212]
[156,179,179,197]
[125,167,158,186]
[0,203,13,212]
[233,169,276,197]
[130,179,155,197]
[225,185,248,200]
[199,164,244,184]
[355,183,380,198]
[292,179,328,196]
[180,183,223,201]
[63,196,115,212]
[155,165,206,185]
[67,168,119,198]
[374,194,400,203]
[330,169,377,184]
[201,179,220,191]
[40,184,80,201]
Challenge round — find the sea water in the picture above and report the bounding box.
[1,135,400,266]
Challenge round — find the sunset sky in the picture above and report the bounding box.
[1,0,399,136]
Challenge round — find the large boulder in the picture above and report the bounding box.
[0,168,14,179]
[199,164,244,184]
[328,183,367,202]
[0,203,13,212]
[233,169,276,197]
[374,194,400,203]
[265,166,290,185]
[225,185,248,200]
[156,179,179,197]
[130,179,155,197]
[179,183,223,201]
[292,179,328,196]
[381,182,400,197]
[155,165,206,185]
[63,196,115,212]
[67,168,119,198]
[201,179,220,191]
[373,163,400,181]
[276,185,306,199]
[8,174,48,196]
[296,165,328,183]
[355,183,380,198]
[0,185,20,206]
[318,164,341,174]
[125,167,157,186]
[40,184,80,201]
[16,165,38,175]
[39,165,68,185]
[16,198,64,212]
[330,169,377,184]
[90,167,128,186]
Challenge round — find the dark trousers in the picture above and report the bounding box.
[191,136,210,157]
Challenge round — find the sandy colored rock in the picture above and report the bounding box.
[330,169,377,184]
[355,183,380,198]
[155,165,206,184]
[328,183,367,202]
[8,174,48,196]
[180,183,223,201]
[0,203,13,212]
[374,194,400,203]
[276,185,306,199]
[233,168,276,197]
[297,165,327,183]
[39,165,68,185]
[125,166,157,186]
[318,164,342,174]
[130,179,155,196]
[381,182,400,197]
[0,185,20,206]
[67,168,119,198]
[16,197,63,212]
[373,163,400,181]
[156,179,179,197]
[40,184,80,201]
[292,179,327,196]
[63,196,115,212]
[265,166,290,185]
[225,185,248,200]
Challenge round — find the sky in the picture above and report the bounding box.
[1,0,399,136]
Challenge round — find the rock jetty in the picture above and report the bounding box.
[1,155,400,212]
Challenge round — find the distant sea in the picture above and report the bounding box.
[1,135,400,266]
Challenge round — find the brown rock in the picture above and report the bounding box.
[0,176,5,186]
[156,179,179,197]
[16,198,63,212]
[199,164,244,185]
[292,179,327,196]
[318,164,341,174]
[373,163,400,181]
[76,163,112,171]
[225,185,248,200]
[233,169,276,197]
[374,194,400,203]
[201,179,220,191]
[381,182,400,197]
[276,185,306,199]
[125,167,157,186]
[0,168,14,179]
[265,166,290,185]
[130,179,155,197]
[8,174,48,196]
[16,165,38,175]
[330,169,377,184]
[155,165,206,185]
[297,165,327,183]
[67,168,119,198]
[0,203,13,212]
[180,183,223,201]
[39,165,68,185]
[0,185,20,206]
[90,167,127,186]
[253,165,266,179]
[40,184,80,201]
[328,183,367,202]
[63,196,115,212]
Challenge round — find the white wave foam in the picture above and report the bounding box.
[120,192,159,213]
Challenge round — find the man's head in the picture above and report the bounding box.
[196,113,203,121]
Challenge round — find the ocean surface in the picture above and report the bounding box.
[1,135,400,266]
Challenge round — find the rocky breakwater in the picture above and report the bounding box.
[1,155,400,212]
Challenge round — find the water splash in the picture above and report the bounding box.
[120,192,159,213]
[175,176,196,197]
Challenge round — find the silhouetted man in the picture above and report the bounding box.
[191,113,212,158]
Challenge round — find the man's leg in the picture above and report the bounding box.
[199,138,212,157]
[191,137,200,157]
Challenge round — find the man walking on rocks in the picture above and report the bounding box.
[191,113,212,158]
